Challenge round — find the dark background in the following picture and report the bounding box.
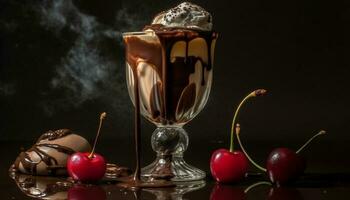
[1,0,350,174]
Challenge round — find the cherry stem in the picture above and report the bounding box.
[229,89,267,152]
[244,181,272,193]
[236,124,267,172]
[296,130,326,154]
[229,93,252,152]
[89,112,107,158]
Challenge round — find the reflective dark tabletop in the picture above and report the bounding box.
[2,141,350,200]
[2,0,350,199]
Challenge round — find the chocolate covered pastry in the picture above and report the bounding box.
[11,129,91,176]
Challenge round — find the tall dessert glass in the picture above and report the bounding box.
[123,28,217,181]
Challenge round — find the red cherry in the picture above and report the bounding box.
[210,184,246,200]
[210,149,248,183]
[266,148,306,185]
[210,90,266,184]
[67,112,107,182]
[234,102,326,185]
[67,152,106,182]
[68,185,106,200]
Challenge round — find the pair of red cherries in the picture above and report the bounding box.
[210,89,326,185]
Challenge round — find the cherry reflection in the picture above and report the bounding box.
[210,181,304,200]
[68,185,107,200]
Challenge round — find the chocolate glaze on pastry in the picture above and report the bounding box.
[12,129,91,176]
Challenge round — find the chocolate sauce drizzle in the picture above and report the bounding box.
[126,25,217,124]
[13,129,76,175]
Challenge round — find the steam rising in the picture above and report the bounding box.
[37,0,147,115]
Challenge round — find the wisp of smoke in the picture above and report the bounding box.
[37,0,148,115]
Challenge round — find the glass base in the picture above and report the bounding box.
[141,127,206,182]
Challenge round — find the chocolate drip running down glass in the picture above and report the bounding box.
[123,2,218,182]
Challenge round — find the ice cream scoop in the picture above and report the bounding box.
[151,2,212,31]
[12,129,91,176]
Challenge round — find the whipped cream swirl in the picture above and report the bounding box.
[151,2,213,31]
